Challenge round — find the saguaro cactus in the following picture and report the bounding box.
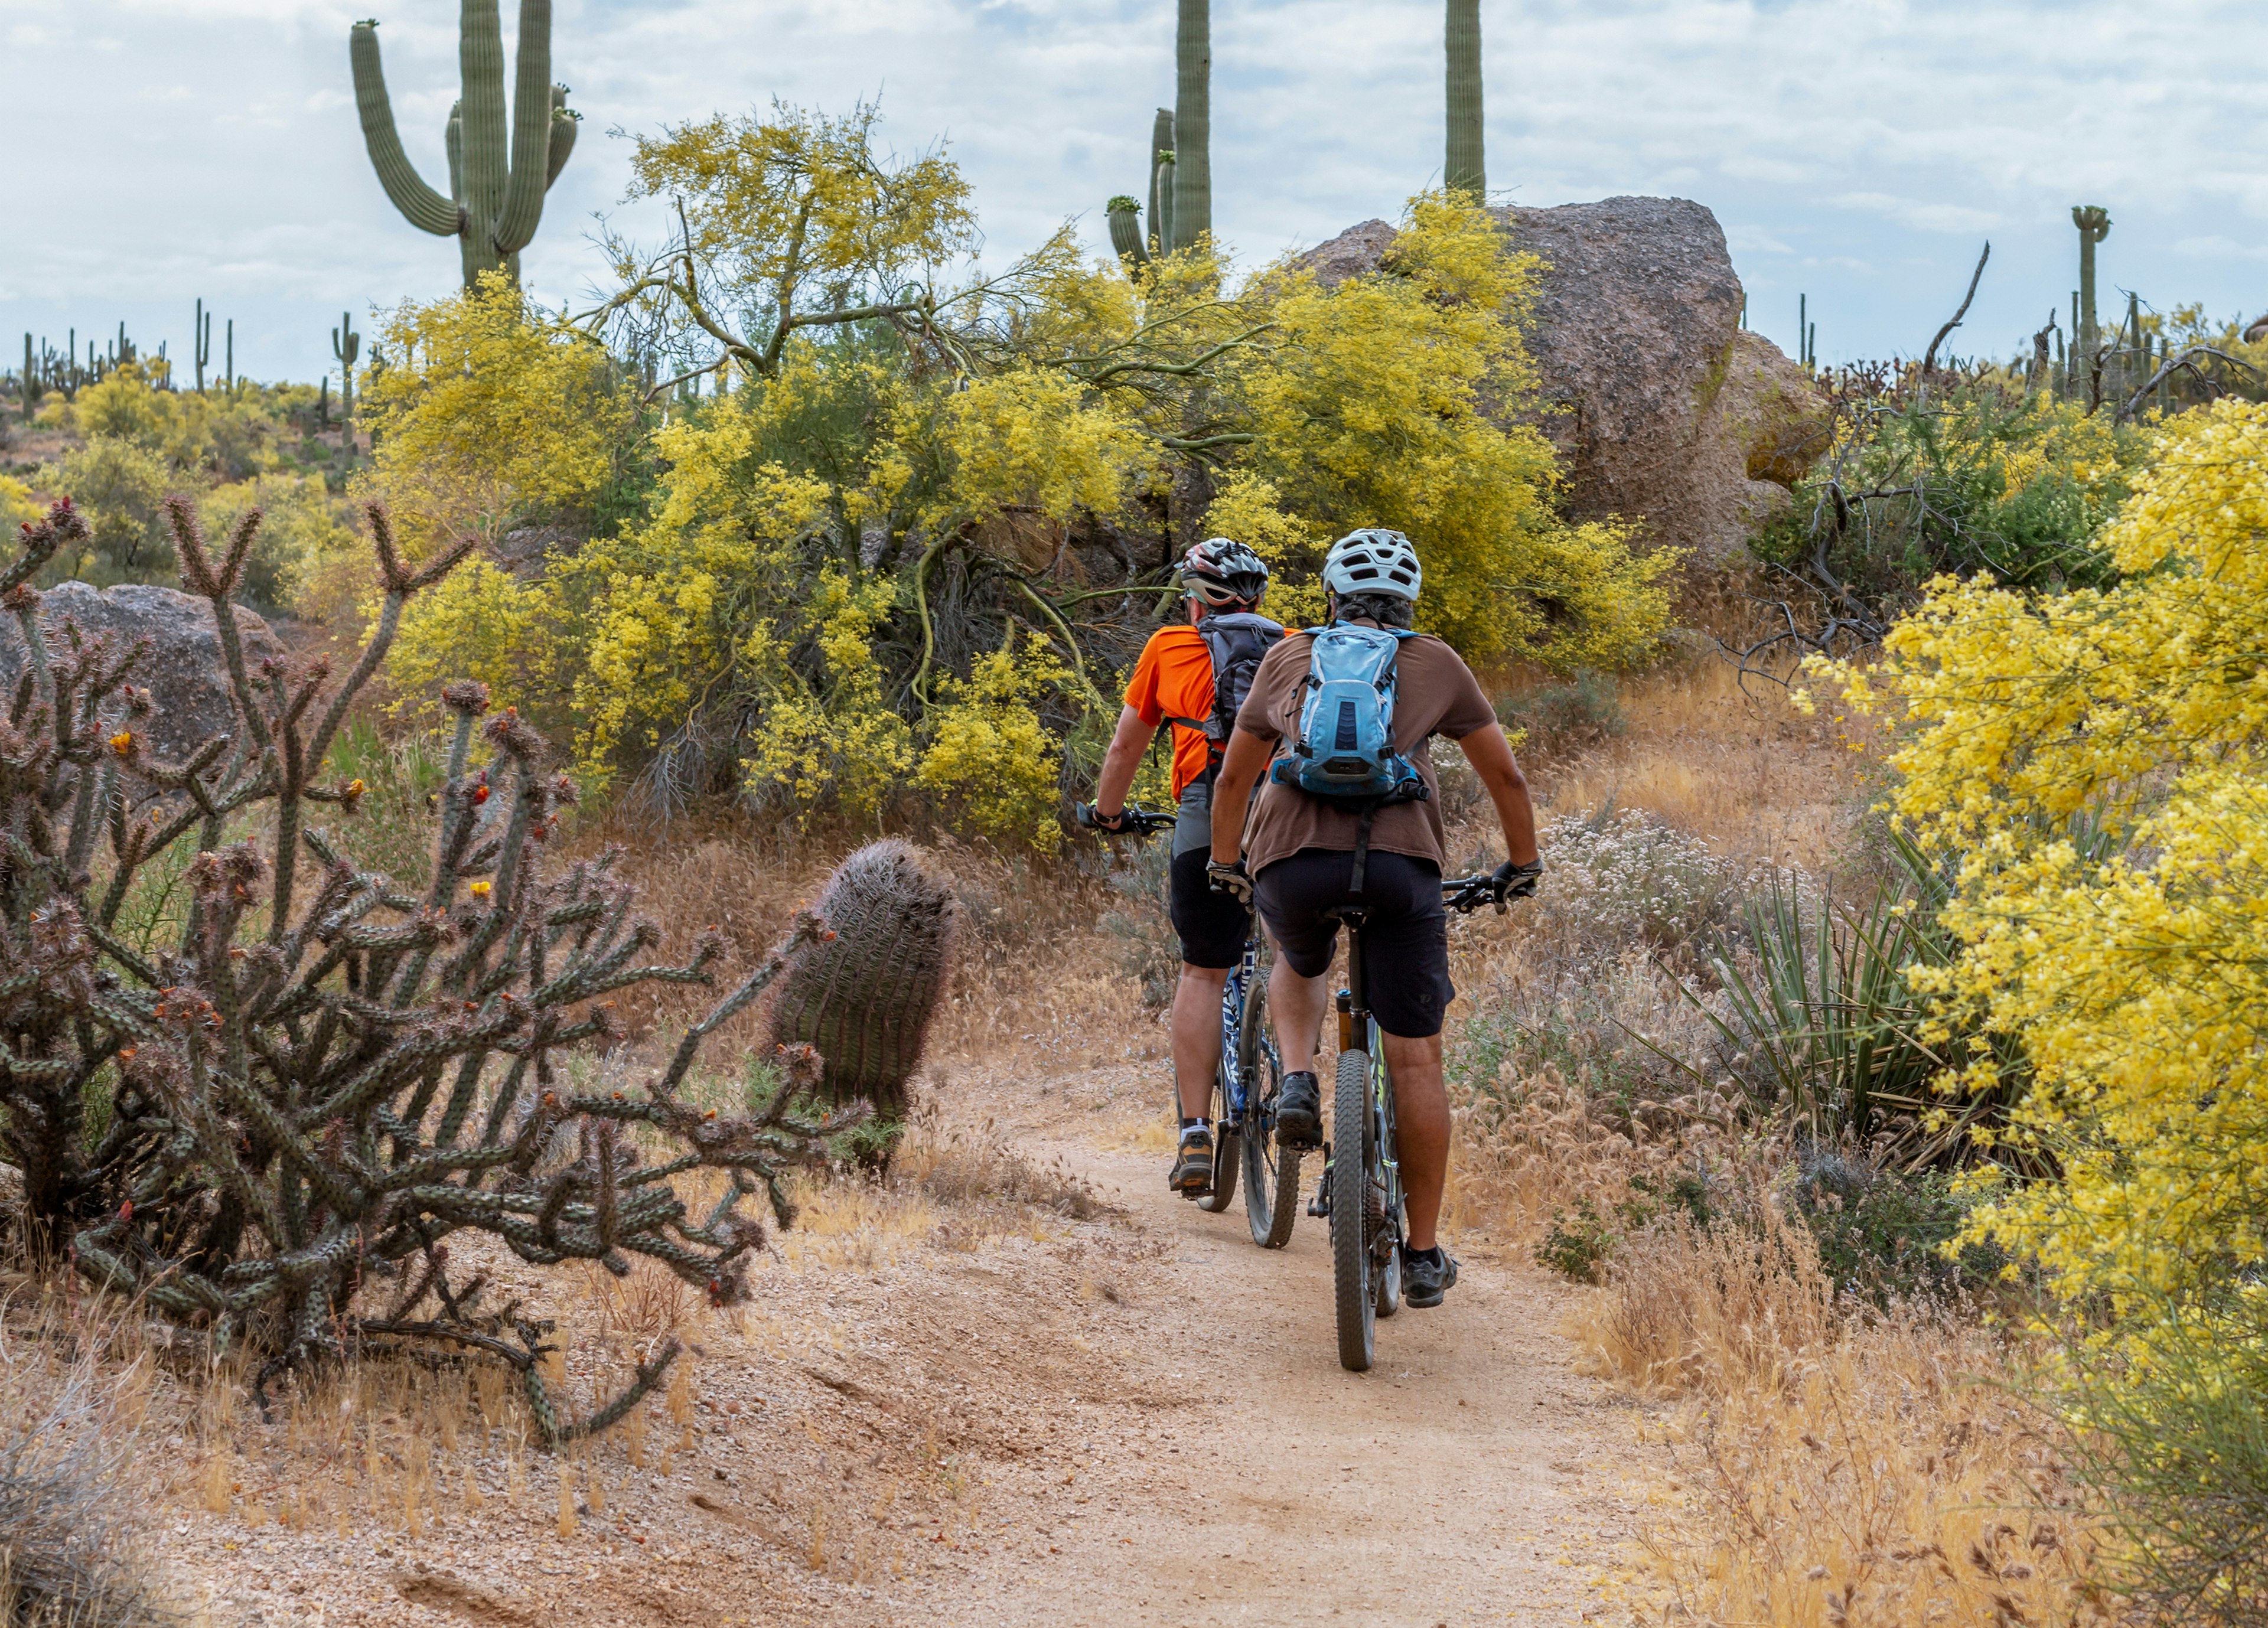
[193,300,211,393]
[1172,0,1210,252]
[18,334,31,422]
[1445,0,1484,199]
[349,3,580,288]
[334,310,362,444]
[2072,205,2111,358]
[768,840,958,1129]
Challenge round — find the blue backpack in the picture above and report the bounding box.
[1269,621,1430,810]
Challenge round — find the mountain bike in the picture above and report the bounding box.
[1074,802,1301,1244]
[1313,872,1511,1372]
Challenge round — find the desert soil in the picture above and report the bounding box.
[158,1059,1671,1628]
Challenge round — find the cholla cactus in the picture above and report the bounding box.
[0,495,853,1439]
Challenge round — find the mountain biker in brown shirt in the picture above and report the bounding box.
[1204,529,1542,1308]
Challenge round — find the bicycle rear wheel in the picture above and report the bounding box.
[1331,1047,1376,1372]
[1239,976,1301,1248]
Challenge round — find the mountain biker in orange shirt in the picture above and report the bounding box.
[1087,539,1283,1195]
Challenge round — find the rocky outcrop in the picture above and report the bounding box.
[0,582,283,762]
[1301,198,1829,565]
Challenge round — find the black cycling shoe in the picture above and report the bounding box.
[1403,1245,1459,1309]
[1168,1126,1214,1195]
[1276,1072,1323,1149]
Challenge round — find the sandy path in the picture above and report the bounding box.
[915,1129,1664,1627]
[152,1066,1666,1628]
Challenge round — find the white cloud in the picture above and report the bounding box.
[5,0,2266,376]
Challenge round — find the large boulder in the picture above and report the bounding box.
[1301,198,1829,565]
[0,582,283,762]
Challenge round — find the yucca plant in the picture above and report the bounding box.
[1637,827,2041,1172]
[1,495,855,1438]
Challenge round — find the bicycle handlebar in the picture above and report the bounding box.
[1074,801,1177,837]
[1442,873,1515,916]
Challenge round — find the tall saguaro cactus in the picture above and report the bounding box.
[2072,205,2111,358]
[1172,0,1210,252]
[349,2,580,289]
[193,300,212,393]
[1445,0,1484,199]
[334,311,363,449]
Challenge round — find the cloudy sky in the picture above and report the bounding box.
[5,0,2265,387]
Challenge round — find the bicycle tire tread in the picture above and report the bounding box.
[1332,1048,1374,1372]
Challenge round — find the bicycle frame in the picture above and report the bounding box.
[1216,932,1269,1131]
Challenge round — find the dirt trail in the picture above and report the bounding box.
[155,1065,1668,1628]
[910,1120,1669,1627]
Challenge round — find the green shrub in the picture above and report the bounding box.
[1787,1147,2006,1305]
[1535,1199,1619,1284]
[1495,668,1625,752]
[2058,1283,2268,1626]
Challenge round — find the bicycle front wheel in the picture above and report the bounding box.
[1197,1052,1240,1213]
[1331,1046,1376,1372]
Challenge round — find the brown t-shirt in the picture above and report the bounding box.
[1232,628,1498,876]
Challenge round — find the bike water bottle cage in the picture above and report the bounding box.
[1162,611,1285,779]
[1268,623,1430,805]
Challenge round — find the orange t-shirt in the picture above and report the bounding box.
[1123,624,1217,799]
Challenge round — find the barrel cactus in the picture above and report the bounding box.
[770,840,958,1132]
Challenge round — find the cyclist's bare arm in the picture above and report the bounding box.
[1455,722,1541,867]
[1094,704,1160,816]
[1207,725,1273,864]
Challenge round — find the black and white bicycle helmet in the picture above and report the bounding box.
[1179,536,1271,607]
[1322,528,1422,601]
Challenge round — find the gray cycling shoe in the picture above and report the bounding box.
[1403,1245,1459,1309]
[1276,1072,1323,1149]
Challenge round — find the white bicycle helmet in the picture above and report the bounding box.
[1179,536,1271,607]
[1322,528,1422,601]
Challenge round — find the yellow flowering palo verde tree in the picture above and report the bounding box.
[380,102,1674,843]
[1823,401,2268,1362]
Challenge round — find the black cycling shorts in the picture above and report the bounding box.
[1253,848,1454,1039]
[1169,844,1252,970]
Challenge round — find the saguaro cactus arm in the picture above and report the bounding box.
[1445,0,1485,198]
[349,20,462,237]
[1172,0,1210,252]
[493,0,557,256]
[545,84,579,188]
[1107,197,1151,265]
[1149,107,1175,255]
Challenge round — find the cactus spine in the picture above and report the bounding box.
[1106,196,1150,265]
[768,840,958,1128]
[1171,0,1210,252]
[333,309,362,444]
[349,3,580,288]
[1445,0,1484,200]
